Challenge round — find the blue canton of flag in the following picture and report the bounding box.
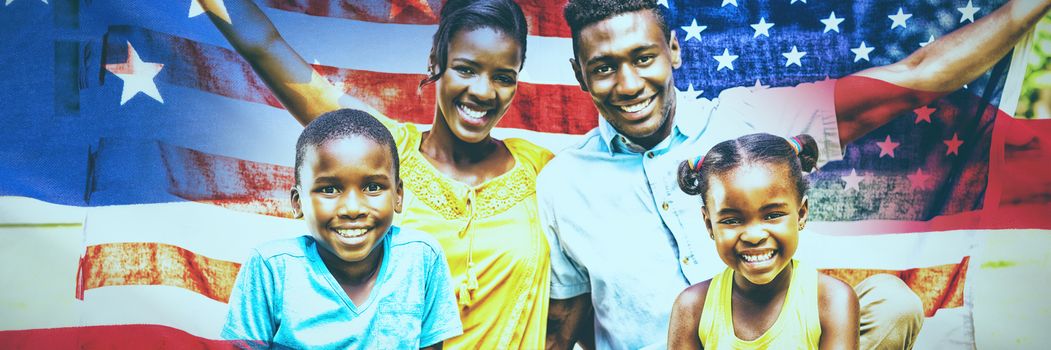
[665,0,1009,221]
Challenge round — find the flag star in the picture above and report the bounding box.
[791,0,807,4]
[681,19,707,42]
[751,17,774,38]
[958,0,980,23]
[105,42,165,105]
[188,0,203,17]
[888,8,912,29]
[713,48,739,71]
[722,0,737,7]
[188,0,230,23]
[944,133,964,155]
[841,168,866,192]
[782,46,806,67]
[680,83,704,99]
[851,42,875,62]
[656,0,668,8]
[752,79,769,90]
[820,12,845,33]
[875,135,900,158]
[920,35,936,47]
[914,105,935,124]
[907,168,933,190]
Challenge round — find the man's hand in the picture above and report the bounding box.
[547,294,594,350]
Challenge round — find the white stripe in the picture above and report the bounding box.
[795,230,975,270]
[914,307,974,349]
[182,7,580,85]
[265,8,579,86]
[0,196,86,224]
[84,201,302,263]
[0,205,83,331]
[81,285,227,339]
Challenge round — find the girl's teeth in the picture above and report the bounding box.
[742,251,775,262]
[336,228,367,238]
[619,98,651,113]
[458,104,487,120]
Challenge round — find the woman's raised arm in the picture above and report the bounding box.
[198,0,385,126]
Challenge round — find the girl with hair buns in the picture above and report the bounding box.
[197,0,551,348]
[668,133,859,350]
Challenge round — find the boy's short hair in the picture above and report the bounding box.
[563,0,671,55]
[294,109,400,186]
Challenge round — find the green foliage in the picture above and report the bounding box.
[1017,13,1051,119]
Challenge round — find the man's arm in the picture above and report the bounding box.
[547,295,594,350]
[836,0,1051,144]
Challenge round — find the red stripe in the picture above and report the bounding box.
[158,143,295,219]
[121,28,597,134]
[261,0,573,37]
[80,243,241,303]
[996,118,1051,208]
[0,325,235,350]
[821,256,969,317]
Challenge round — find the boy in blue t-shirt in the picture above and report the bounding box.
[222,109,462,349]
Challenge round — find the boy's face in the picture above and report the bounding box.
[291,136,403,264]
[571,10,682,149]
[702,164,807,286]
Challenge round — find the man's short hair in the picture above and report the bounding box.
[563,0,671,56]
[294,109,400,186]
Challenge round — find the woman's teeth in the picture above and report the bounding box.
[458,104,487,120]
[619,97,653,113]
[741,250,776,263]
[336,228,368,238]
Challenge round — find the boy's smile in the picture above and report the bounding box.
[292,136,403,265]
[703,164,807,287]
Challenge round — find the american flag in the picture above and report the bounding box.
[1,0,1049,348]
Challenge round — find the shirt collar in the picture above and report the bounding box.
[596,95,713,155]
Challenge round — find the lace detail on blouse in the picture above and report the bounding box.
[400,150,537,221]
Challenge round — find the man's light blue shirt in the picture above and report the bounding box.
[537,80,843,350]
[221,226,463,349]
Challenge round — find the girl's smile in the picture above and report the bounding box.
[704,163,807,287]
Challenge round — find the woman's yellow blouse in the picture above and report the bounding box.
[384,119,552,350]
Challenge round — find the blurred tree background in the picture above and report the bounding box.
[1017,13,1051,119]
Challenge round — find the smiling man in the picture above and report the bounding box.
[538,0,1051,349]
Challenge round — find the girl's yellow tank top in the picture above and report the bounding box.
[698,260,822,350]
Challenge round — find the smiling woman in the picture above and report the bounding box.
[197,0,553,348]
